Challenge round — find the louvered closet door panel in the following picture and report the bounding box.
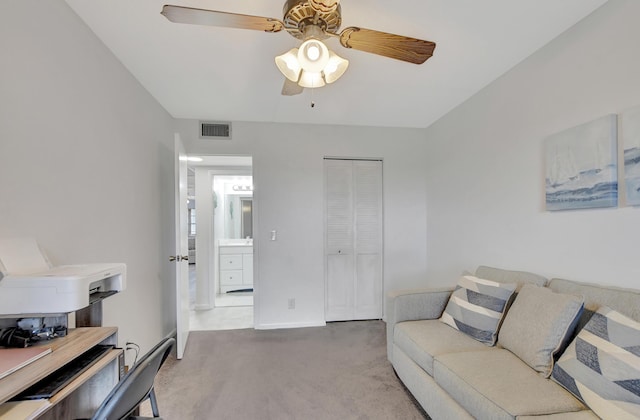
[354,161,382,254]
[325,160,355,321]
[326,254,354,321]
[355,254,382,319]
[325,160,353,255]
[354,161,383,319]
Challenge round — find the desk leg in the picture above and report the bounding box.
[76,301,103,327]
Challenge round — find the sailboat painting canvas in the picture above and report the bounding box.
[545,114,618,211]
[621,105,640,206]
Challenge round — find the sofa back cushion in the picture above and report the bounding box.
[440,275,517,345]
[475,266,547,291]
[549,278,640,331]
[499,284,584,377]
[552,306,640,419]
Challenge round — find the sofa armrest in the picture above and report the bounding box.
[386,287,454,362]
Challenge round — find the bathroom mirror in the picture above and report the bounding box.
[213,175,253,240]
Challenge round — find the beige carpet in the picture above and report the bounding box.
[148,321,428,419]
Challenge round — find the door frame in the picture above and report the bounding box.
[183,156,257,323]
[209,169,254,308]
[182,158,259,312]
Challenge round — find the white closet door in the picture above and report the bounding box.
[325,159,383,321]
[353,161,383,319]
[325,160,354,321]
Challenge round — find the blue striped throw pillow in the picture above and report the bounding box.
[439,275,517,345]
[552,306,640,419]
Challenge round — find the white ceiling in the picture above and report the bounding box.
[65,0,607,129]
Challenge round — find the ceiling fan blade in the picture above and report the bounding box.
[282,78,304,96]
[338,27,435,64]
[161,5,284,33]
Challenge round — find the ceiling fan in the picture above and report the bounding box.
[161,1,436,96]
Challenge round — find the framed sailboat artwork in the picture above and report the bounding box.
[544,114,618,211]
[620,105,640,206]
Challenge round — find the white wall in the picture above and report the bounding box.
[0,1,177,361]
[6,0,628,349]
[423,0,640,287]
[176,121,429,328]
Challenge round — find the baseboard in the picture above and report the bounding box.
[254,320,326,330]
[167,328,177,340]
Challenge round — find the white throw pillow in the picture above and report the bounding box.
[440,275,517,346]
[553,306,640,419]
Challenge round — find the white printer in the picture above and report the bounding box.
[0,238,125,316]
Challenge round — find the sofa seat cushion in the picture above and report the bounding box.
[434,349,587,420]
[394,319,492,376]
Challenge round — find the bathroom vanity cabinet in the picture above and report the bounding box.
[219,244,253,293]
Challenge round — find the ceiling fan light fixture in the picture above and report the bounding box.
[275,48,302,82]
[323,51,349,84]
[162,4,437,97]
[276,40,347,90]
[298,70,326,88]
[298,39,329,73]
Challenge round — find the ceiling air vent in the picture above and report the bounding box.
[200,121,232,139]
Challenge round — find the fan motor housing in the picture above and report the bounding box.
[283,0,342,40]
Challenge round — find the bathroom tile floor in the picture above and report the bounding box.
[188,264,254,331]
[215,292,253,307]
[189,305,253,331]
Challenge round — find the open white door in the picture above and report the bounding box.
[173,135,190,359]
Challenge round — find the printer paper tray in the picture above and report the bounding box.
[89,291,118,305]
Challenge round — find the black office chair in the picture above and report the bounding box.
[91,337,175,420]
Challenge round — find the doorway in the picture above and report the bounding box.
[212,173,253,308]
[186,155,254,331]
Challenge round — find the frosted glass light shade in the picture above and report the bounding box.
[323,52,349,84]
[275,48,301,82]
[275,39,348,90]
[298,39,329,73]
[298,70,325,88]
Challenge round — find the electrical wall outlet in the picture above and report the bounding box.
[288,298,295,310]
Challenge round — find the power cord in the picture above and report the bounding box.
[125,341,140,365]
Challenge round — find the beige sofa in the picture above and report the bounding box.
[386,266,640,420]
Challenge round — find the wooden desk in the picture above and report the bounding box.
[0,327,122,419]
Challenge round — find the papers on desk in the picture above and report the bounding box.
[0,400,50,420]
[0,347,52,380]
